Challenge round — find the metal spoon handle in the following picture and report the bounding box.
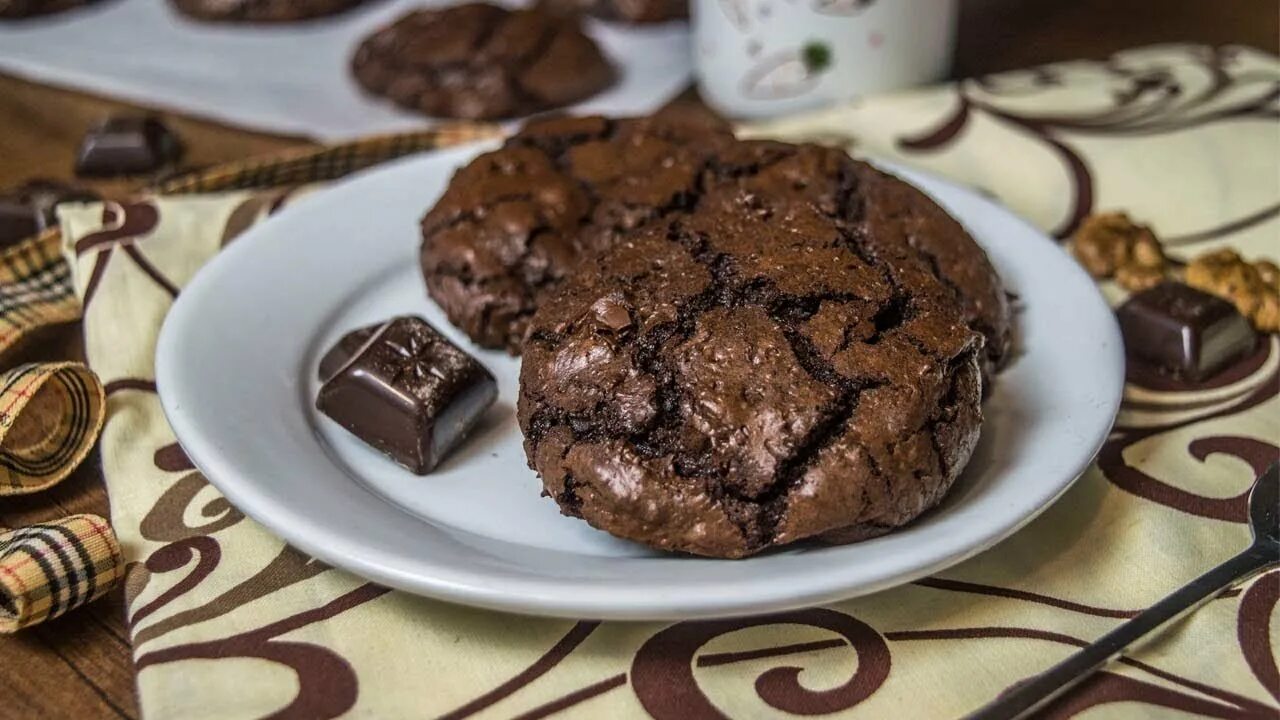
[965,543,1277,720]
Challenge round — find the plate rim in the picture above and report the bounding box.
[155,142,1124,620]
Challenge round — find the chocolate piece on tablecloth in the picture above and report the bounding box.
[317,324,378,381]
[74,116,184,177]
[0,202,37,250]
[0,179,99,248]
[316,316,497,474]
[1117,281,1257,382]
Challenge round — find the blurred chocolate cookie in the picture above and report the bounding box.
[351,3,614,120]
[1,0,94,18]
[539,0,686,24]
[169,0,364,22]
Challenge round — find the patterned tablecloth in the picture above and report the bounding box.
[43,44,1280,718]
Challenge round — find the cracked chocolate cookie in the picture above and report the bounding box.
[420,116,1011,372]
[518,143,986,558]
[419,112,735,352]
[169,0,364,22]
[351,3,615,120]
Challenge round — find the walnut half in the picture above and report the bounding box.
[1185,249,1280,333]
[1071,212,1168,291]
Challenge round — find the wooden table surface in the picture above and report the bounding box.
[0,1,1275,717]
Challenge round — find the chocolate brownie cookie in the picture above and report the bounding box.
[518,145,985,557]
[420,115,1011,374]
[351,3,615,120]
[419,112,735,352]
[169,0,363,22]
[538,0,686,24]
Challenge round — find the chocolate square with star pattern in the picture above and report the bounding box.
[316,316,497,474]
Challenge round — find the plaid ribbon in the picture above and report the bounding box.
[152,125,500,195]
[0,361,104,496]
[0,123,499,632]
[0,514,124,632]
[0,231,80,361]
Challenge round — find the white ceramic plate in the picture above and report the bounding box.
[156,140,1124,620]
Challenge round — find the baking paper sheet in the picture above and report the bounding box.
[0,0,692,139]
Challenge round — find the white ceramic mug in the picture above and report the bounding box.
[692,0,959,118]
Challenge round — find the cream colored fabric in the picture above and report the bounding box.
[59,45,1280,719]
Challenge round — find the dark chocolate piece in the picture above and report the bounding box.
[0,202,37,250]
[317,324,378,381]
[74,116,183,178]
[1117,281,1257,382]
[0,179,98,248]
[316,316,497,474]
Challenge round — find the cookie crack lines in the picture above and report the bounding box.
[911,241,1003,369]
[496,24,565,110]
[617,282,883,548]
[757,388,862,542]
[422,112,737,355]
[555,473,584,515]
[508,116,614,159]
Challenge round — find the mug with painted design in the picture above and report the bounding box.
[691,0,959,118]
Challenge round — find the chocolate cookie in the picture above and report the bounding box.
[538,0,686,24]
[168,0,364,22]
[518,145,985,558]
[420,115,1011,372]
[1,0,92,18]
[351,3,615,120]
[419,112,735,352]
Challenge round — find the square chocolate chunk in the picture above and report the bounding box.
[74,116,183,178]
[0,179,98,248]
[0,202,37,250]
[316,316,497,474]
[317,324,378,382]
[1117,281,1257,382]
